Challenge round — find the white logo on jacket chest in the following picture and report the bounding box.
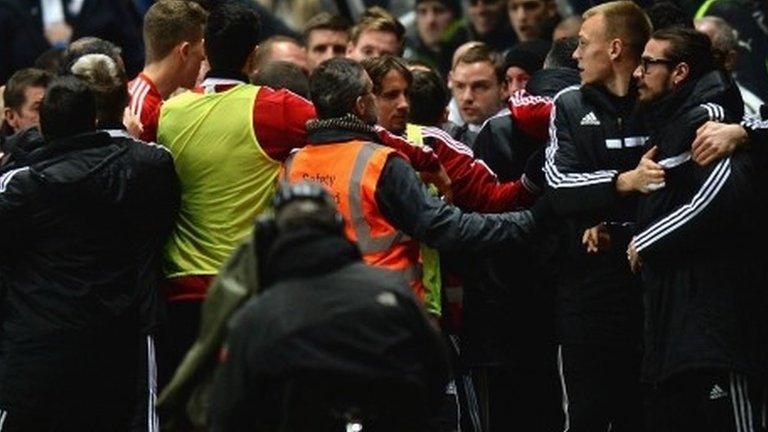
[580,111,601,126]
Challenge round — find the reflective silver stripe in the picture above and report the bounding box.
[624,136,648,148]
[557,345,570,432]
[0,409,7,431]
[732,372,744,432]
[658,151,691,169]
[605,139,622,149]
[349,143,402,254]
[147,335,159,432]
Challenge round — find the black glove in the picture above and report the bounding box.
[522,147,546,194]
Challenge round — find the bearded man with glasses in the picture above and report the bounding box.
[628,27,768,432]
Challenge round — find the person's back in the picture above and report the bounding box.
[0,76,178,431]
[209,182,450,432]
[159,83,279,277]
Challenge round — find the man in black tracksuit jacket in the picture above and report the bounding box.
[0,77,179,431]
[542,2,657,429]
[629,28,768,431]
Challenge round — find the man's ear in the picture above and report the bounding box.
[245,46,260,75]
[673,62,690,86]
[4,108,18,130]
[353,95,366,117]
[179,41,191,59]
[441,107,450,124]
[546,0,558,18]
[609,38,623,61]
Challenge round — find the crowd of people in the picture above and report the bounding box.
[1,0,768,431]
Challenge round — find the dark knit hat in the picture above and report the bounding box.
[503,40,551,75]
[414,0,462,18]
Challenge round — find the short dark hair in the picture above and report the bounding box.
[252,36,303,72]
[360,55,412,95]
[454,45,505,84]
[4,68,54,111]
[350,7,405,50]
[143,0,208,63]
[34,48,66,75]
[303,12,350,42]
[39,76,96,140]
[408,67,449,126]
[204,2,260,71]
[310,58,367,119]
[251,61,310,99]
[70,54,128,126]
[652,27,717,82]
[61,37,124,76]
[544,36,579,69]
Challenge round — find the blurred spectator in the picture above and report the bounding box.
[346,7,405,61]
[696,16,765,115]
[449,44,507,146]
[507,0,560,42]
[2,68,52,136]
[502,39,550,94]
[252,36,309,75]
[128,0,208,142]
[466,0,518,52]
[303,12,350,72]
[250,61,310,98]
[695,0,768,100]
[255,0,325,32]
[552,14,582,39]
[0,0,50,83]
[33,48,65,75]
[646,0,692,30]
[405,0,468,79]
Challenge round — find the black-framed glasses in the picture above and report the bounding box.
[640,57,678,74]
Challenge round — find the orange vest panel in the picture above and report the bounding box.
[282,141,425,300]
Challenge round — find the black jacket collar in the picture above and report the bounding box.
[26,131,113,165]
[306,115,381,145]
[582,82,639,117]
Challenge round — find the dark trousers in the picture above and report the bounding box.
[646,369,767,432]
[0,336,145,432]
[557,343,644,432]
[472,354,564,431]
[157,299,202,392]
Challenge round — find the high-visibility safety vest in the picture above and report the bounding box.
[405,124,443,316]
[157,84,280,278]
[282,140,426,302]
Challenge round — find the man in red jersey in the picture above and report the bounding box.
[128,0,208,142]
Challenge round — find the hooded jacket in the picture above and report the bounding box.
[209,228,450,432]
[633,71,768,384]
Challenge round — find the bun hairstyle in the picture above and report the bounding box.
[70,54,128,126]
